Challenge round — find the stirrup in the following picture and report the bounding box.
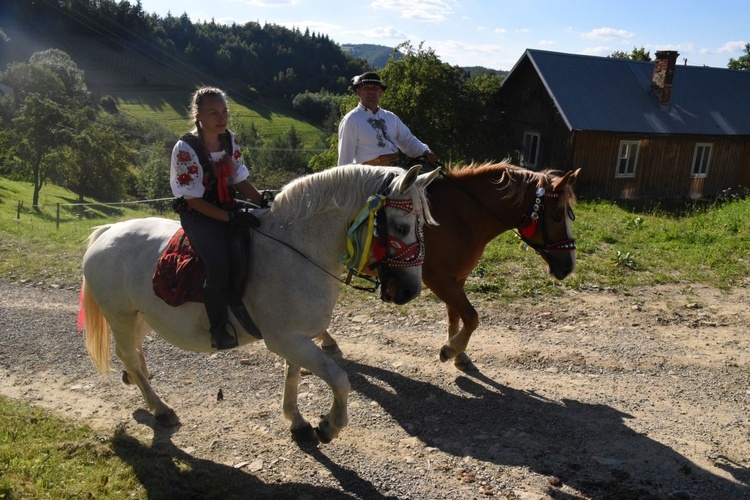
[210,323,239,350]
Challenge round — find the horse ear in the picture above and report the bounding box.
[554,168,582,191]
[416,167,441,189]
[394,164,422,194]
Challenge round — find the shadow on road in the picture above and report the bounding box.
[343,359,749,499]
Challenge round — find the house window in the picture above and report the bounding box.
[522,132,540,169]
[691,143,712,178]
[615,140,640,178]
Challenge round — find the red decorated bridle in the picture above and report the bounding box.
[372,198,425,269]
[518,186,576,253]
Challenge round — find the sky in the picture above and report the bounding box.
[137,0,749,72]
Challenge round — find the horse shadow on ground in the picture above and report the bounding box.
[110,409,376,500]
[342,360,750,499]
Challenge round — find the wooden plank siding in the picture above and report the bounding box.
[572,132,750,199]
[498,51,750,200]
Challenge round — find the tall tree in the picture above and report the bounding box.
[728,43,750,70]
[1,50,89,205]
[11,93,77,206]
[379,42,505,163]
[28,49,90,104]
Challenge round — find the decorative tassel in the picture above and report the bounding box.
[216,155,234,203]
[521,220,537,239]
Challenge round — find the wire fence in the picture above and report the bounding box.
[13,197,177,230]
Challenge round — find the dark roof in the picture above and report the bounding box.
[504,49,750,135]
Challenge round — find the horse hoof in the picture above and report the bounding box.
[315,417,338,444]
[439,345,457,362]
[155,409,180,427]
[291,423,318,442]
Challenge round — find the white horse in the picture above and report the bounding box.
[80,164,440,442]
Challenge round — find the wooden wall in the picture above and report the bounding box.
[571,131,750,199]
[499,59,750,199]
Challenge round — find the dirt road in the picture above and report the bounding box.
[1,279,748,499]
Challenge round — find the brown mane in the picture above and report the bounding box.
[444,160,575,208]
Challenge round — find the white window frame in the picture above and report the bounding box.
[691,143,712,178]
[615,140,640,178]
[522,132,540,169]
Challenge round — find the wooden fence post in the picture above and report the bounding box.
[16,201,22,219]
[56,203,61,230]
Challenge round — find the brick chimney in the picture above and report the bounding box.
[651,50,678,107]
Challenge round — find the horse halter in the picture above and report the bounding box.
[518,186,576,253]
[340,193,425,284]
[372,198,425,268]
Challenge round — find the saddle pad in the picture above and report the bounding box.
[152,228,205,306]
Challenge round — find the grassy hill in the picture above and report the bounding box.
[1,22,325,147]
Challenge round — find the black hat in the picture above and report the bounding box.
[351,72,387,90]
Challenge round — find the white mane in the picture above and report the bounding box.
[270,164,434,224]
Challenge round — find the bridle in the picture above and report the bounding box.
[517,186,576,253]
[340,192,425,287]
[431,165,576,255]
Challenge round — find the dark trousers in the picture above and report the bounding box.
[180,212,229,289]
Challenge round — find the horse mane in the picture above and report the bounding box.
[445,160,575,208]
[270,164,434,224]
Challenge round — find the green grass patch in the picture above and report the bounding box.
[0,396,144,499]
[0,177,174,286]
[112,87,325,147]
[4,174,750,297]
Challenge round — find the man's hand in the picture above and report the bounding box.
[424,150,438,165]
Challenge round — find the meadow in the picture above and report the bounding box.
[3,175,750,297]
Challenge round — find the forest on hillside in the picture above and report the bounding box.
[0,1,510,207]
[0,0,369,97]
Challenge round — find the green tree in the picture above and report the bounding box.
[728,43,750,70]
[609,46,652,61]
[28,49,90,105]
[0,50,91,206]
[11,93,77,206]
[62,124,136,202]
[379,41,505,163]
[310,42,508,168]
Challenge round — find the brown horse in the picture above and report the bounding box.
[319,160,580,370]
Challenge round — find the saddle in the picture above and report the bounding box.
[152,224,263,339]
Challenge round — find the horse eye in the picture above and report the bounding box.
[395,223,410,236]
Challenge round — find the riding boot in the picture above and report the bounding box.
[203,286,239,350]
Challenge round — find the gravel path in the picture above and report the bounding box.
[1,279,749,499]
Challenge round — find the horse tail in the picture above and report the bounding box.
[80,224,114,374]
[80,278,111,374]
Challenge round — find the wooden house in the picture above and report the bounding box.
[498,49,750,199]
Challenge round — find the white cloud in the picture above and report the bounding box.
[370,0,454,23]
[538,40,555,46]
[425,38,513,67]
[494,28,507,35]
[581,27,634,41]
[358,26,409,40]
[716,41,748,53]
[244,0,298,6]
[582,46,611,56]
